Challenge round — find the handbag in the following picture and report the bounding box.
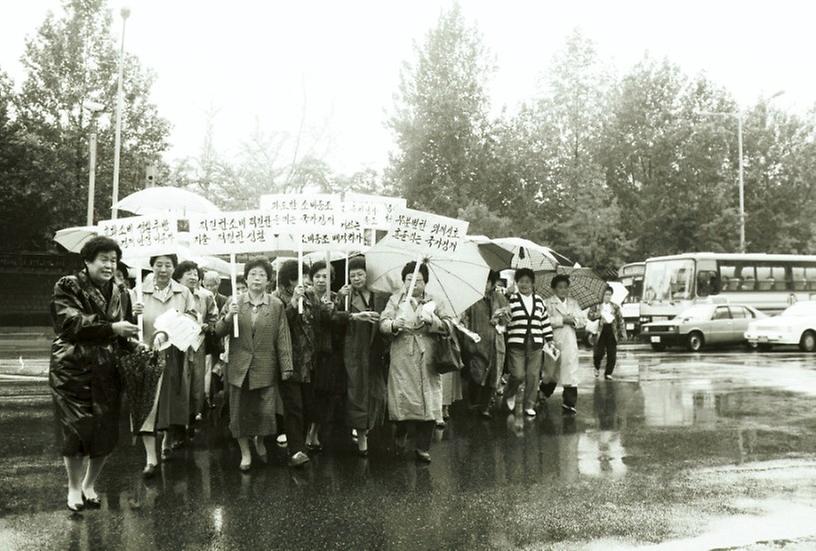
[434,331,464,375]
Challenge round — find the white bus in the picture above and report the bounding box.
[618,262,645,335]
[639,252,816,324]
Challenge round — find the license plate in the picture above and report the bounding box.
[653,316,669,322]
[650,336,661,343]
[626,323,635,330]
[758,336,769,343]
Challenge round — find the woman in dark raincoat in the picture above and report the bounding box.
[49,236,141,512]
[337,256,388,456]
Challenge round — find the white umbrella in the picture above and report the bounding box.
[54,225,98,253]
[608,281,629,306]
[365,236,490,317]
[115,187,219,216]
[492,237,563,271]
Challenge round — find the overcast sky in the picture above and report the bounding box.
[1,0,814,175]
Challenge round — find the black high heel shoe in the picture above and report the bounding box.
[67,500,84,514]
[82,492,102,509]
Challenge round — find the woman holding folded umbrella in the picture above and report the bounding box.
[50,236,141,512]
[380,261,453,464]
[138,254,198,476]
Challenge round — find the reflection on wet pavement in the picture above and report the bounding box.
[1,350,816,550]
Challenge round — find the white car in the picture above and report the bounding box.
[745,301,816,352]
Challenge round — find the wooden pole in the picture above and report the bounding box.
[344,251,350,311]
[135,269,144,343]
[230,253,239,337]
[297,236,304,314]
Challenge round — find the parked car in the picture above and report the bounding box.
[640,304,765,352]
[744,301,816,352]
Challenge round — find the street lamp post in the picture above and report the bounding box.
[111,6,130,220]
[83,101,105,226]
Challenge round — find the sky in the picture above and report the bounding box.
[1,0,814,176]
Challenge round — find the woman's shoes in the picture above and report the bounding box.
[82,492,102,509]
[356,448,369,458]
[142,463,158,478]
[67,502,84,514]
[239,460,251,472]
[415,450,432,464]
[435,420,446,429]
[524,408,537,417]
[289,451,310,468]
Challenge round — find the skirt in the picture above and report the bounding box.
[229,379,278,438]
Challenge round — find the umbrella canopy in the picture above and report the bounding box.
[535,266,608,310]
[366,236,490,318]
[124,247,241,278]
[54,225,98,253]
[115,187,219,216]
[608,281,629,306]
[465,235,515,271]
[492,237,566,271]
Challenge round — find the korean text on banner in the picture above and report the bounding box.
[187,210,287,255]
[98,215,179,257]
[389,208,469,255]
[259,193,342,230]
[299,213,368,252]
[344,192,407,230]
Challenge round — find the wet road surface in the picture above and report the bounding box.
[1,349,816,550]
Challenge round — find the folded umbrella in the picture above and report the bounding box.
[365,236,490,318]
[535,266,608,310]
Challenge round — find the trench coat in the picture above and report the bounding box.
[380,292,452,422]
[339,288,389,431]
[49,270,135,457]
[188,287,219,416]
[140,279,197,431]
[543,296,585,387]
[460,291,508,388]
[273,287,317,384]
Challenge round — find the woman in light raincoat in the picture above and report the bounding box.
[380,261,453,464]
[542,274,585,414]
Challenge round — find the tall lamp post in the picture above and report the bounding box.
[83,101,105,226]
[697,90,784,253]
[111,6,130,220]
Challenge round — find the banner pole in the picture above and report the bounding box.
[230,253,239,337]
[344,251,350,311]
[403,253,424,305]
[135,269,144,343]
[297,235,304,314]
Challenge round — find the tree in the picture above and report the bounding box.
[387,3,495,216]
[8,0,169,249]
[457,200,514,238]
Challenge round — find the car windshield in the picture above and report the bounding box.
[781,302,816,318]
[675,305,712,321]
[643,259,695,303]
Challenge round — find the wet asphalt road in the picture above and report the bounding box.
[1,348,816,550]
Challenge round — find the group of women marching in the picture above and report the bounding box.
[49,235,602,513]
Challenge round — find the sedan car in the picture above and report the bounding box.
[641,304,765,352]
[745,301,816,352]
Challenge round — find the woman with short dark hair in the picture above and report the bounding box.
[50,236,141,512]
[542,275,586,414]
[380,261,452,463]
[588,285,627,380]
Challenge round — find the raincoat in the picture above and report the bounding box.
[543,295,586,387]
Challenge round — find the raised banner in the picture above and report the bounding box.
[389,207,469,255]
[259,193,342,229]
[344,192,407,230]
[299,214,368,251]
[98,215,179,257]
[187,210,288,255]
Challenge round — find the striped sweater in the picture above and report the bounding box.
[506,292,554,348]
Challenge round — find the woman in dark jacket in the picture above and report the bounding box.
[49,236,141,512]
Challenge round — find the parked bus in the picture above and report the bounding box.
[639,253,816,324]
[618,262,645,336]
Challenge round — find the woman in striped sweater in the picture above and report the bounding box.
[502,268,554,417]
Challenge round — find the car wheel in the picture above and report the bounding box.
[800,331,816,353]
[687,332,704,352]
[650,344,666,352]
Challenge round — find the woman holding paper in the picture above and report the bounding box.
[173,261,219,424]
[338,257,387,457]
[587,286,627,380]
[217,258,294,471]
[542,275,586,415]
[380,261,453,464]
[49,236,141,512]
[139,254,198,476]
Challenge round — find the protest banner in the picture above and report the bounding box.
[98,215,180,258]
[344,192,407,231]
[187,210,289,255]
[259,193,343,229]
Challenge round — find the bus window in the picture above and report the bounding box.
[756,265,787,291]
[696,259,719,297]
[643,259,695,302]
[792,266,807,291]
[719,262,754,292]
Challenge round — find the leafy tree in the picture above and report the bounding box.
[457,200,514,238]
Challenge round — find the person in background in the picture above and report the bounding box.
[337,257,387,457]
[217,257,293,471]
[202,271,228,312]
[235,275,248,295]
[380,262,452,463]
[49,236,141,512]
[202,271,228,408]
[503,268,554,417]
[460,270,509,419]
[114,261,131,290]
[173,261,219,425]
[542,275,586,414]
[588,286,627,380]
[138,254,198,475]
[495,278,508,296]
[273,260,314,468]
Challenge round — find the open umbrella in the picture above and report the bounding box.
[365,236,490,318]
[115,187,219,216]
[535,266,608,310]
[493,237,567,271]
[466,235,515,271]
[54,225,98,253]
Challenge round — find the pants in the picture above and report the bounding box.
[593,324,618,376]
[472,384,494,412]
[279,381,312,456]
[394,420,435,452]
[505,341,543,410]
[540,383,578,408]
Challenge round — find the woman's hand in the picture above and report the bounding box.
[392,317,407,333]
[112,320,139,338]
[419,310,434,325]
[562,314,575,326]
[338,284,352,298]
[132,302,144,316]
[290,285,306,309]
[225,302,239,321]
[153,332,168,349]
[354,311,380,324]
